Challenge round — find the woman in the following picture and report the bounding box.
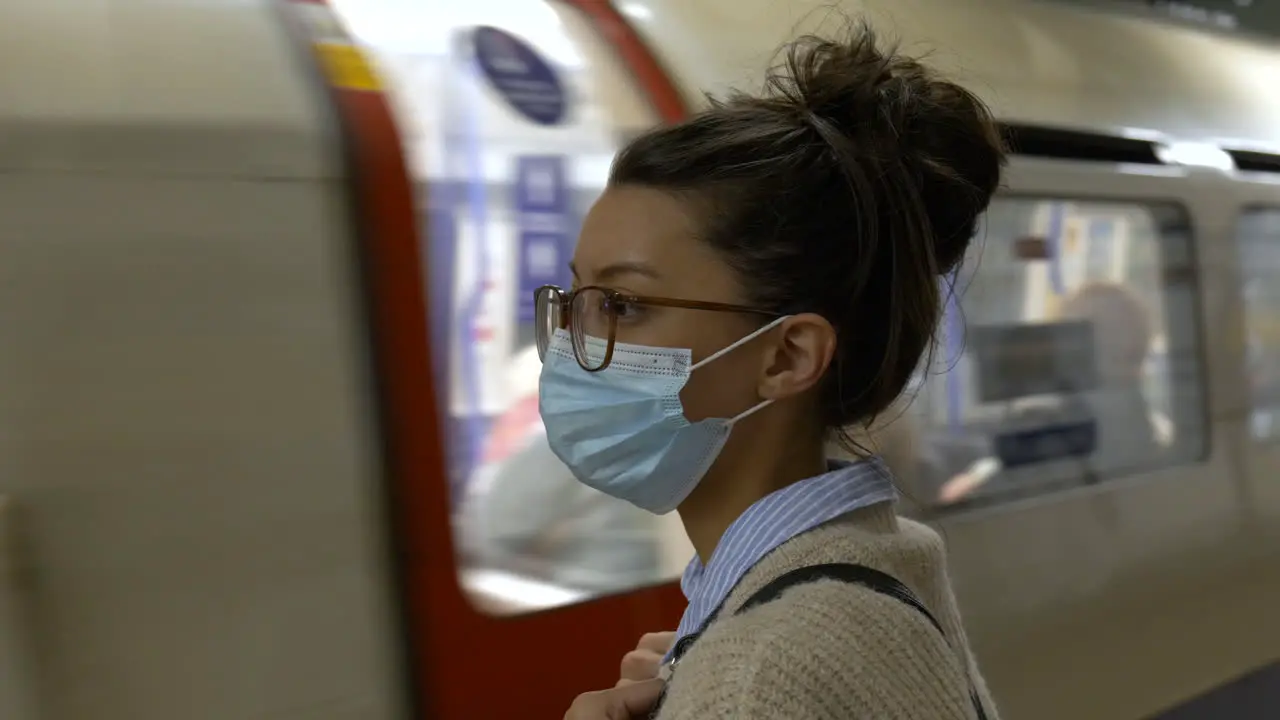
[547,23,1005,720]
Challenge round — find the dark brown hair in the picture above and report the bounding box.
[610,22,1005,432]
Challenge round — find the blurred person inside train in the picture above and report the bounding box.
[544,20,1004,720]
[938,281,1173,504]
[455,344,666,594]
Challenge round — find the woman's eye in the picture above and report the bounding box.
[614,301,646,321]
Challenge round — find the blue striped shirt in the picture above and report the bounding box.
[667,457,898,658]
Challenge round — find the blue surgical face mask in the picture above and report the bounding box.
[538,318,788,514]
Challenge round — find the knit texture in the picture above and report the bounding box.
[656,502,998,719]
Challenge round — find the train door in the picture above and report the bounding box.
[0,0,431,717]
[1148,159,1280,720]
[324,1,695,716]
[1230,175,1280,546]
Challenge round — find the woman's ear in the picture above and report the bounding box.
[757,313,837,401]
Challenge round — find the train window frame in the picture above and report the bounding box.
[921,192,1210,515]
[1233,204,1280,445]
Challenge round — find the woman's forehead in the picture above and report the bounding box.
[572,186,753,309]
[573,187,706,284]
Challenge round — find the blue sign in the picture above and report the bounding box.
[425,202,457,405]
[473,26,568,126]
[424,204,471,508]
[993,419,1097,469]
[514,156,571,322]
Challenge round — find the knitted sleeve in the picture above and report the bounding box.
[656,581,978,720]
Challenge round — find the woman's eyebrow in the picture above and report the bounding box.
[568,260,663,285]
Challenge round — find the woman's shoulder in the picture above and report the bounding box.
[658,579,976,719]
[656,504,987,719]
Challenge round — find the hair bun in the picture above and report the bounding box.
[769,23,1006,275]
[609,21,1007,430]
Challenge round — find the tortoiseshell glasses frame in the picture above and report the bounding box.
[533,285,779,372]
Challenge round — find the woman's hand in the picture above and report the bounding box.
[618,632,675,686]
[565,678,665,720]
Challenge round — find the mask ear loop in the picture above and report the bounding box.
[689,316,791,372]
[688,316,792,426]
[727,395,775,426]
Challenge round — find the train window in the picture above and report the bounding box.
[335,3,694,615]
[1236,208,1280,441]
[920,198,1206,508]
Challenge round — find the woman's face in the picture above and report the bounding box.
[570,185,768,422]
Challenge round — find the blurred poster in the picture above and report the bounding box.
[1057,209,1086,294]
[1060,208,1135,292]
[1023,202,1067,321]
[1084,217,1115,281]
[1026,203,1131,319]
[514,155,571,322]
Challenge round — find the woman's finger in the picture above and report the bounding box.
[636,631,675,654]
[619,649,663,682]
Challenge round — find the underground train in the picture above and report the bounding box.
[1,0,1279,718]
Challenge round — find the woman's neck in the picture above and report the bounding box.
[677,432,828,564]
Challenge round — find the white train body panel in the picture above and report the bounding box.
[0,0,1277,718]
[0,2,403,719]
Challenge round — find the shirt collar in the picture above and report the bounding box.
[670,457,897,651]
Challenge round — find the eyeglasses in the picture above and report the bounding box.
[534,285,778,372]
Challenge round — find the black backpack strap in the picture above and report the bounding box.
[659,562,988,720]
[734,563,944,631]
